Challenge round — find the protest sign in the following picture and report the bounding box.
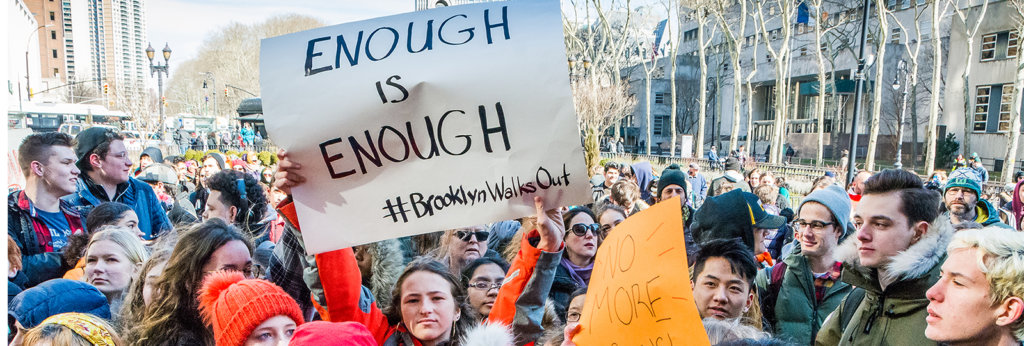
[574,197,710,345]
[259,0,589,254]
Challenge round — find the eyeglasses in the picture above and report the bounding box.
[468,281,503,291]
[568,223,600,237]
[791,219,835,232]
[455,230,489,242]
[567,311,582,322]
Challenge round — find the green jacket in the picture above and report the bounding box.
[756,251,852,345]
[815,216,954,346]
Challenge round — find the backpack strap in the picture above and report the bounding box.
[761,261,788,330]
[839,287,867,330]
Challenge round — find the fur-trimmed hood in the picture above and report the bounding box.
[365,239,405,312]
[460,322,514,346]
[834,214,955,284]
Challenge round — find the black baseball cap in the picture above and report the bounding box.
[691,189,787,252]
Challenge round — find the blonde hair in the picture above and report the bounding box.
[947,228,1024,340]
[87,226,150,265]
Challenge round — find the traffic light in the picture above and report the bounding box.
[103,84,109,94]
[161,96,167,106]
[29,88,34,98]
[224,88,229,97]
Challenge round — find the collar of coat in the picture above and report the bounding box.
[834,214,954,288]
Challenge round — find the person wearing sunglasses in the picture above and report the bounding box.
[437,225,494,276]
[549,206,599,323]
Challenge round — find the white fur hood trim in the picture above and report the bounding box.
[834,214,954,283]
[460,322,515,346]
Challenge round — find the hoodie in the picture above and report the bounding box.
[631,162,654,204]
[815,216,955,346]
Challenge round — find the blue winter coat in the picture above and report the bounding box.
[63,176,171,239]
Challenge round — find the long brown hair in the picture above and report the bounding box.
[131,219,252,345]
[118,249,171,338]
[385,258,477,345]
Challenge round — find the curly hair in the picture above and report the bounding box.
[205,170,268,235]
[118,249,171,338]
[131,219,252,346]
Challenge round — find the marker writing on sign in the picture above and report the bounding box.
[304,6,511,76]
[319,101,512,180]
[587,234,669,330]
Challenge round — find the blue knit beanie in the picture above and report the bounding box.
[945,168,982,197]
[799,185,852,238]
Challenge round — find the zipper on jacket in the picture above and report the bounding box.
[863,293,885,334]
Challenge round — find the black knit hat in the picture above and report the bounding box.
[724,157,742,171]
[657,167,688,199]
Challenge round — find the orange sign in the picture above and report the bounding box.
[574,197,709,345]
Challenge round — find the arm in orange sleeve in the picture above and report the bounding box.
[277,202,396,344]
[488,229,564,345]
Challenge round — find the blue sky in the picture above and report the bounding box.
[146,0,412,63]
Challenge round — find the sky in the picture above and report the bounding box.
[146,0,412,66]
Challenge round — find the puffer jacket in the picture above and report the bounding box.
[8,191,85,287]
[63,174,171,239]
[973,199,1013,229]
[756,249,852,345]
[273,202,551,346]
[815,216,954,346]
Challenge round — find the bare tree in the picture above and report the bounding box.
[745,0,765,155]
[665,0,683,157]
[754,0,797,163]
[575,80,638,169]
[164,15,325,123]
[710,0,747,154]
[864,0,891,171]
[889,0,927,169]
[925,0,951,176]
[1003,1,1024,182]
[693,5,716,158]
[808,0,840,167]
[949,0,990,154]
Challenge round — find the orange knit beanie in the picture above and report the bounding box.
[198,271,305,346]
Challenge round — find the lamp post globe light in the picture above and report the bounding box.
[25,24,54,103]
[147,42,171,140]
[893,59,910,170]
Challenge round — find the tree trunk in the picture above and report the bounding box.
[645,77,653,155]
[729,53,742,153]
[584,127,600,172]
[696,22,708,159]
[670,53,679,157]
[814,14,827,167]
[924,2,943,176]
[865,28,887,171]
[963,35,975,155]
[1002,49,1024,183]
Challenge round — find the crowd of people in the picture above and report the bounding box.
[7,126,1024,346]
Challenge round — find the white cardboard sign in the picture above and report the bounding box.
[260,0,590,254]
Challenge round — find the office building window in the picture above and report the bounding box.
[974,86,990,131]
[982,31,1019,62]
[652,115,670,136]
[49,11,55,20]
[50,31,56,40]
[982,33,997,61]
[52,49,58,58]
[53,68,59,77]
[654,93,667,104]
[1009,31,1019,59]
[999,84,1014,132]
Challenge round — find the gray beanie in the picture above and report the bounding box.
[798,185,852,237]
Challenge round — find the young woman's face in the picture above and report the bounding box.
[202,240,253,278]
[244,315,297,346]
[400,271,459,343]
[115,210,144,239]
[142,260,167,306]
[85,240,138,296]
[466,263,506,318]
[566,213,598,263]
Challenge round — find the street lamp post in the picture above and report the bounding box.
[200,72,218,118]
[147,43,171,139]
[846,0,871,187]
[893,59,910,170]
[25,24,54,103]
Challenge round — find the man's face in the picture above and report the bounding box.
[796,202,841,258]
[139,155,153,168]
[689,166,699,176]
[760,175,775,187]
[203,190,235,223]
[852,172,871,194]
[604,168,620,186]
[95,140,132,184]
[36,146,80,195]
[925,248,1014,343]
[201,157,221,182]
[175,162,188,178]
[853,191,921,268]
[693,257,753,321]
[944,187,978,218]
[659,184,686,204]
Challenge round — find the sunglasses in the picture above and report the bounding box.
[455,230,489,242]
[568,223,600,237]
